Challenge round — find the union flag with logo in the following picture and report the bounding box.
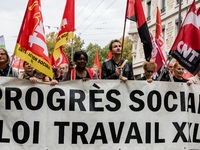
[169,0,200,75]
[14,0,53,78]
[52,0,74,66]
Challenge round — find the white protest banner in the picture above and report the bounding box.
[0,77,200,150]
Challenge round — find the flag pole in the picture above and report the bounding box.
[71,39,74,61]
[67,39,74,80]
[7,54,15,77]
[178,0,182,31]
[120,0,129,63]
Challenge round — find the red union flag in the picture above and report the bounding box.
[93,50,101,69]
[107,51,112,59]
[50,47,69,68]
[93,50,101,78]
[53,0,74,63]
[150,33,165,72]
[169,0,200,75]
[151,7,166,72]
[10,55,24,70]
[126,0,152,61]
[14,0,53,79]
[155,7,165,60]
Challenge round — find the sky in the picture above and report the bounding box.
[0,0,130,55]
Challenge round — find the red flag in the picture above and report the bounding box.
[10,55,24,70]
[93,50,101,78]
[50,47,69,68]
[14,0,53,78]
[150,33,165,72]
[155,7,166,60]
[53,0,74,63]
[94,50,101,69]
[107,51,113,59]
[183,69,194,79]
[126,0,152,61]
[151,7,166,72]
[169,0,200,75]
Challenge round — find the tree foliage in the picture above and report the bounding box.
[119,36,133,62]
[85,43,102,68]
[46,32,84,61]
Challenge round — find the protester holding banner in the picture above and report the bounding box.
[70,50,97,81]
[29,69,58,86]
[56,63,69,82]
[18,61,34,79]
[168,62,174,76]
[138,59,157,83]
[172,62,192,85]
[52,67,60,81]
[157,61,174,82]
[91,66,100,79]
[101,39,134,82]
[29,69,49,83]
[0,48,18,77]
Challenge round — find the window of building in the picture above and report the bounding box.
[162,25,165,40]
[146,0,151,21]
[161,0,166,13]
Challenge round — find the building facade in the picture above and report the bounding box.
[129,0,200,78]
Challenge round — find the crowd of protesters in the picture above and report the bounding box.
[0,39,199,85]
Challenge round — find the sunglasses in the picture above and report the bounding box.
[146,70,154,73]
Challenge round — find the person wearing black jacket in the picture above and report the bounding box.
[101,39,134,82]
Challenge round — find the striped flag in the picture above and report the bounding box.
[126,0,152,61]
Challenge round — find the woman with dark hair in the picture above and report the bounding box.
[0,48,18,77]
[70,50,97,81]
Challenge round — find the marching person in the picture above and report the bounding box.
[172,62,192,85]
[0,48,18,77]
[69,50,97,81]
[101,39,134,82]
[56,63,69,82]
[18,61,34,79]
[29,69,58,86]
[138,59,157,83]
